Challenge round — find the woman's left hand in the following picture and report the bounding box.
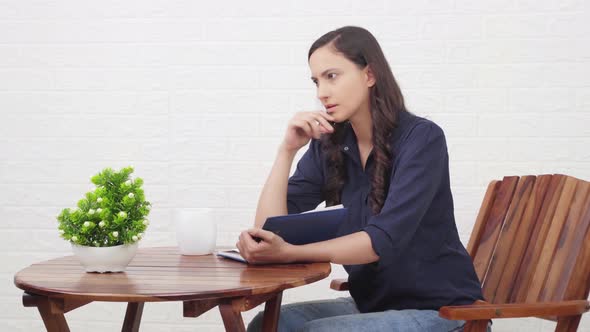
[236,228,295,264]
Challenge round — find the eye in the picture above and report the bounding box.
[327,73,338,80]
[311,78,318,86]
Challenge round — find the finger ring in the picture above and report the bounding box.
[314,120,320,126]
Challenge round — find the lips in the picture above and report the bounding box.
[325,104,338,110]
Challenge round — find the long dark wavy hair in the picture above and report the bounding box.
[308,26,408,215]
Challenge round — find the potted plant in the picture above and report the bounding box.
[56,166,151,273]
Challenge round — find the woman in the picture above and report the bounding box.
[237,26,485,332]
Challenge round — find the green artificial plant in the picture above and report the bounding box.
[57,166,151,247]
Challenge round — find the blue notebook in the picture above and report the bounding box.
[216,205,347,263]
[262,206,347,245]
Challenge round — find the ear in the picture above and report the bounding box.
[364,65,376,88]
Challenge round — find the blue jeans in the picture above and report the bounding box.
[247,297,490,332]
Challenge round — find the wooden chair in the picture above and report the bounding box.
[330,174,590,331]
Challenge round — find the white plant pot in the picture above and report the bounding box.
[71,243,139,273]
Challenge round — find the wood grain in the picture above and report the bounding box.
[14,247,331,303]
[219,303,246,332]
[439,300,589,320]
[35,296,70,332]
[495,175,552,304]
[17,247,331,331]
[262,292,283,332]
[483,176,535,303]
[526,176,579,303]
[467,180,500,259]
[472,176,518,284]
[438,174,590,331]
[562,193,590,302]
[122,302,143,332]
[183,299,221,318]
[512,175,567,303]
[543,181,590,302]
[556,315,583,332]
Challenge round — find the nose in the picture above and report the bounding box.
[316,83,330,101]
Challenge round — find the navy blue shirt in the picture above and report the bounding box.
[286,110,483,313]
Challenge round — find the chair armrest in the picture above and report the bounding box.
[439,300,590,320]
[330,279,349,291]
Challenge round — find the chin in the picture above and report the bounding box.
[330,117,343,124]
[330,115,349,124]
[326,112,341,123]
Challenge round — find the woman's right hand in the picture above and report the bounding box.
[281,111,335,152]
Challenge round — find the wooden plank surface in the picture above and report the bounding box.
[495,175,552,304]
[562,192,590,302]
[14,247,331,302]
[483,176,535,303]
[543,180,590,302]
[439,300,589,320]
[512,175,567,303]
[467,180,500,259]
[526,176,579,303]
[472,176,518,285]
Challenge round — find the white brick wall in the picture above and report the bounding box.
[1,1,589,331]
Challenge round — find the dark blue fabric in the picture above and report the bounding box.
[286,110,484,313]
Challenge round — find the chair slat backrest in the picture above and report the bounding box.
[468,174,590,305]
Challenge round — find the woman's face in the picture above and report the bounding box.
[309,45,375,123]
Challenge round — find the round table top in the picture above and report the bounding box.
[14,246,332,302]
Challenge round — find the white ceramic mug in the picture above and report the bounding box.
[174,208,216,255]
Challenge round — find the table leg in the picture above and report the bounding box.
[36,298,70,332]
[218,291,284,332]
[219,303,246,332]
[261,291,283,332]
[22,293,70,332]
[122,302,144,332]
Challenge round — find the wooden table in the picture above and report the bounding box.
[13,246,332,332]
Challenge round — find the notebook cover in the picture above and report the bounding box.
[262,208,347,245]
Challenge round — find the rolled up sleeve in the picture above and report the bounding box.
[286,139,325,214]
[363,122,447,266]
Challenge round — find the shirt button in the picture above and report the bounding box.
[344,146,349,151]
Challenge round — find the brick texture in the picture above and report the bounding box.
[1,1,589,331]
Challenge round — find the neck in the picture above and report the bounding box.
[349,102,373,146]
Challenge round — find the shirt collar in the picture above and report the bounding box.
[338,111,412,167]
[340,111,411,150]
